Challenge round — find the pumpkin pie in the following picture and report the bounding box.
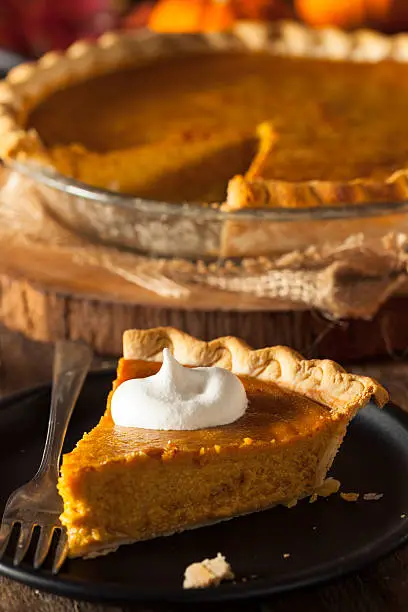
[2,22,408,209]
[57,327,388,558]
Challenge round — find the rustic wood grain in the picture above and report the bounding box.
[1,242,408,362]
[1,323,408,611]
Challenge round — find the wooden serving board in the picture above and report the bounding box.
[1,239,407,361]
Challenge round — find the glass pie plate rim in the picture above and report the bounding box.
[9,159,408,224]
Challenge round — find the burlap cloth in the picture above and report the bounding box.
[1,167,408,319]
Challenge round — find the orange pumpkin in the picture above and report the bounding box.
[148,0,292,33]
[295,0,366,29]
[148,0,235,33]
[295,0,408,32]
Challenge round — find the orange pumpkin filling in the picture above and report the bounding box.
[28,53,408,203]
[58,358,346,557]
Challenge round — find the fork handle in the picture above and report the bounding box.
[35,340,93,481]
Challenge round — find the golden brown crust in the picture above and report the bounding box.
[1,22,408,209]
[123,327,388,413]
[223,170,408,210]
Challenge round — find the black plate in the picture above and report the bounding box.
[1,371,408,604]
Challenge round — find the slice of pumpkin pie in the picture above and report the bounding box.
[57,327,388,558]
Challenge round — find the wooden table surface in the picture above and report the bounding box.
[2,322,408,612]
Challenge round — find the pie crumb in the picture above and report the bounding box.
[183,553,234,589]
[316,478,341,497]
[401,514,406,519]
[340,492,360,502]
[283,553,290,559]
[363,493,383,501]
[310,478,341,503]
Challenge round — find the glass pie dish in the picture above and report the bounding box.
[6,159,408,261]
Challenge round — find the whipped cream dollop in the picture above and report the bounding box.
[111,349,248,430]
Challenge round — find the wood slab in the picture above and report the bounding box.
[1,240,408,361]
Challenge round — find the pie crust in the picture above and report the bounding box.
[2,21,408,209]
[123,327,388,411]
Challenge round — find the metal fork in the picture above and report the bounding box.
[0,340,93,574]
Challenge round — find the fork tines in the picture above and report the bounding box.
[0,520,68,574]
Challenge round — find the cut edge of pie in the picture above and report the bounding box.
[2,21,408,209]
[57,327,388,559]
